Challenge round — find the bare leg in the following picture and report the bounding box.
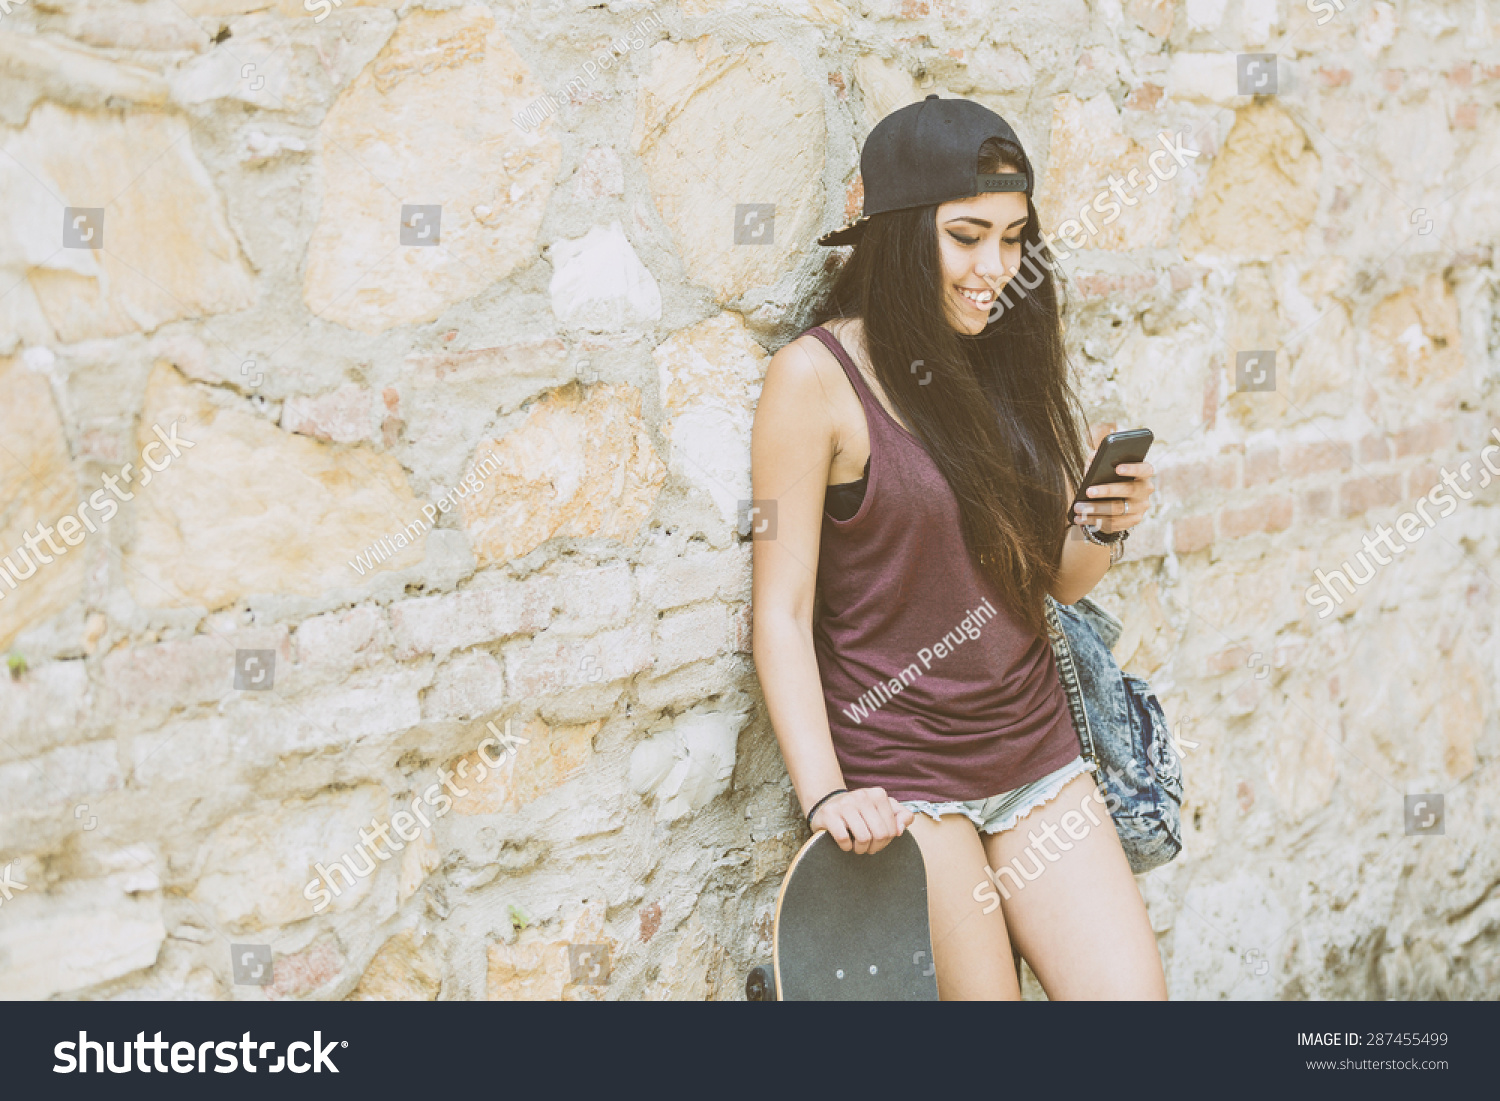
[905,811,1020,1000]
[980,772,1167,1000]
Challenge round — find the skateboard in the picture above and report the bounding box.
[745,828,940,1001]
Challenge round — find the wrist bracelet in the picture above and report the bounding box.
[806,788,848,830]
[1080,522,1123,546]
[1081,523,1129,563]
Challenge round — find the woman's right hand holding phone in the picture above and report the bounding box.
[809,787,917,854]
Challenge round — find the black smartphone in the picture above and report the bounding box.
[1072,428,1154,510]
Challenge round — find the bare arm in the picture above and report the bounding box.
[1052,524,1114,605]
[750,336,913,853]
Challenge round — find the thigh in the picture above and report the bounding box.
[905,811,1020,1001]
[980,772,1166,1000]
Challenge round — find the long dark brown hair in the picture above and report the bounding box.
[808,136,1088,637]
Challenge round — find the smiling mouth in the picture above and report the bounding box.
[955,286,995,310]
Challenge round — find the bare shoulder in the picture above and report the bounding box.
[760,327,845,412]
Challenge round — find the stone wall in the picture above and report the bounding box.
[1,0,1497,1000]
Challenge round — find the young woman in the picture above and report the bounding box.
[749,96,1166,1000]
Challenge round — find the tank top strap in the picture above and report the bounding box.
[805,325,898,441]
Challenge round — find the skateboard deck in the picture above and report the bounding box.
[758,829,940,1001]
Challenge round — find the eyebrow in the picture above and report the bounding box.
[944,215,1028,230]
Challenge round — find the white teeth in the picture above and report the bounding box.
[957,287,994,307]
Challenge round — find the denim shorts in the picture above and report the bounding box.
[900,755,1093,835]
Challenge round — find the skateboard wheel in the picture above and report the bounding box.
[746,965,776,1001]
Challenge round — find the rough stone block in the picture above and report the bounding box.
[390,580,553,660]
[0,849,165,1000]
[421,651,506,722]
[629,708,745,822]
[503,621,652,698]
[654,603,734,674]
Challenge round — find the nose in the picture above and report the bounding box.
[973,238,1012,289]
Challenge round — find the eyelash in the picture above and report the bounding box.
[949,233,1023,247]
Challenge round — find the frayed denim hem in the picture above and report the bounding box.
[975,755,1093,835]
[897,755,1093,836]
[900,800,988,829]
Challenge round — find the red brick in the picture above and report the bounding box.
[639,902,663,943]
[1124,83,1163,110]
[1296,489,1332,525]
[1422,460,1489,501]
[1173,514,1214,554]
[1218,504,1259,541]
[1159,455,1238,501]
[732,602,752,654]
[1297,487,1334,520]
[266,938,344,1000]
[1405,463,1442,499]
[1074,272,1158,298]
[1265,495,1293,533]
[1340,475,1398,518]
[1219,496,1293,539]
[1170,263,1208,291]
[1285,440,1351,475]
[1204,646,1249,676]
[1243,447,1280,486]
[1393,420,1451,458]
[1357,434,1392,464]
[1237,779,1255,813]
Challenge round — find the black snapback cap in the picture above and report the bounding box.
[819,94,1033,247]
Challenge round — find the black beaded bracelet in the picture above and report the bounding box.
[805,788,848,830]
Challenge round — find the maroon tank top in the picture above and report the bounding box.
[806,324,1079,803]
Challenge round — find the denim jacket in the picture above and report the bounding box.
[1043,595,1184,874]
